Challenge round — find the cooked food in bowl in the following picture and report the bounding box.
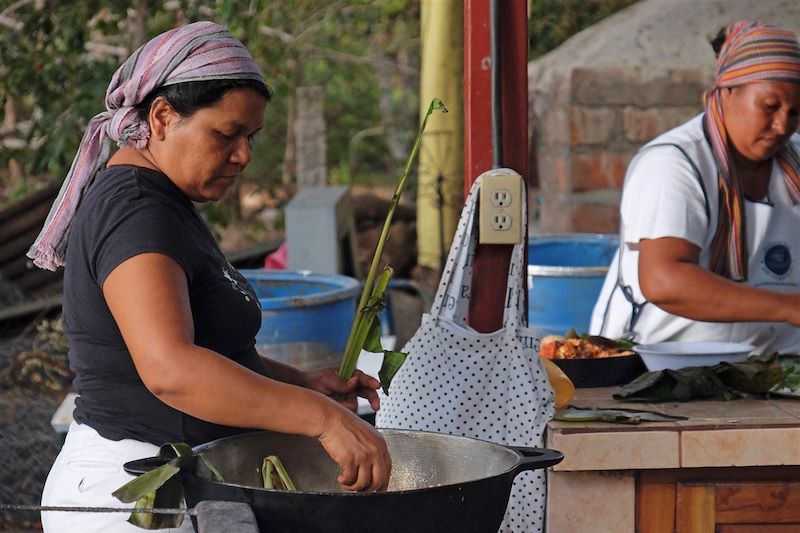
[541,334,635,360]
[539,332,645,388]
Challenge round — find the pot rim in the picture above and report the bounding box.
[182,429,562,497]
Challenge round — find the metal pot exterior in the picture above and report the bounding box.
[185,473,517,533]
[133,429,563,533]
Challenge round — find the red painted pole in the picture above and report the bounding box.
[464,0,529,332]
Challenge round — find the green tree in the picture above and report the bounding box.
[1,0,637,210]
[0,0,421,208]
[0,0,126,201]
[528,0,639,61]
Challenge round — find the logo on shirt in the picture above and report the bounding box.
[761,241,792,279]
[222,264,258,304]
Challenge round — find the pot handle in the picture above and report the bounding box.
[510,447,564,473]
[123,456,170,476]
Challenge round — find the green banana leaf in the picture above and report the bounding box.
[778,356,800,392]
[112,460,181,504]
[261,455,297,491]
[126,477,186,529]
[554,406,687,425]
[112,443,223,530]
[614,353,784,402]
[338,98,447,395]
[378,350,407,396]
[716,355,784,394]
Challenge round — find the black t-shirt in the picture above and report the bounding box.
[63,165,266,446]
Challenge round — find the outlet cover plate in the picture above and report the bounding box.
[479,170,523,244]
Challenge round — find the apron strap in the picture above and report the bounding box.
[600,142,707,340]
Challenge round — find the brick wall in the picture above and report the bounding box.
[529,66,710,234]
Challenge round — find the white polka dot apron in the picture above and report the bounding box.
[376,174,555,533]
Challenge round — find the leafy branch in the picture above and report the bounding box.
[337,97,447,394]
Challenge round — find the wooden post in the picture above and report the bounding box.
[464,0,529,332]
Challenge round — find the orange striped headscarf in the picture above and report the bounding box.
[705,21,800,281]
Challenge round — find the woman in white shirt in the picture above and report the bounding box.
[591,21,800,354]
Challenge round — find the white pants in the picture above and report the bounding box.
[41,422,195,533]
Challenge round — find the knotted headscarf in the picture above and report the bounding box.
[705,21,800,281]
[27,21,265,271]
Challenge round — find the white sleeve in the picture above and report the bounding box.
[621,146,709,248]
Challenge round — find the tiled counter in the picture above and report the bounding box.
[546,387,800,532]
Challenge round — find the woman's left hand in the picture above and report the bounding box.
[305,368,381,413]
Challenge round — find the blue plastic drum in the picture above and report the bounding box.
[239,270,360,371]
[527,234,619,337]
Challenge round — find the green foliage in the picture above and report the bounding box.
[0,179,49,209]
[0,1,124,180]
[0,0,638,214]
[1,0,421,201]
[234,0,421,188]
[528,0,639,61]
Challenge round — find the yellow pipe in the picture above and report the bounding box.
[417,0,464,271]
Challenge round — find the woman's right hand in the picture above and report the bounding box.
[317,404,392,492]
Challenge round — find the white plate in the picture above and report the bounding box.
[635,341,755,371]
[770,387,800,399]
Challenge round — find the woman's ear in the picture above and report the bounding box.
[148,97,179,141]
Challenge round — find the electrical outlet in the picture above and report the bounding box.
[491,189,512,208]
[479,169,523,244]
[491,213,511,230]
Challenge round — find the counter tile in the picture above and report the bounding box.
[681,427,800,467]
[548,388,800,471]
[548,430,679,471]
[571,386,621,402]
[771,397,800,419]
[546,471,635,533]
[670,399,795,428]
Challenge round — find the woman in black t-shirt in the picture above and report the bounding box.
[35,21,390,533]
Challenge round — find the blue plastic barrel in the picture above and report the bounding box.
[239,270,360,371]
[527,234,618,337]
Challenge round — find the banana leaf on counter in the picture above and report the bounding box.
[613,352,786,402]
[554,406,687,424]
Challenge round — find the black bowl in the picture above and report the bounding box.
[551,353,647,388]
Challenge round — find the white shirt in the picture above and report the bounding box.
[591,114,800,354]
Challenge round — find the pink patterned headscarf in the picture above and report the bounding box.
[27,21,264,271]
[704,21,800,281]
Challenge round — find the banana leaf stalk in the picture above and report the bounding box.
[338,98,448,394]
[261,455,297,491]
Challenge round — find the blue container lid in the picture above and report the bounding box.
[239,270,360,310]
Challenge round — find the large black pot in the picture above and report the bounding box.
[125,429,563,533]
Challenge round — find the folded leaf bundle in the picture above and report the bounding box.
[614,354,784,402]
[112,443,223,529]
[261,455,297,491]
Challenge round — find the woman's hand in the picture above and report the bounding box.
[304,368,381,413]
[317,404,392,492]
